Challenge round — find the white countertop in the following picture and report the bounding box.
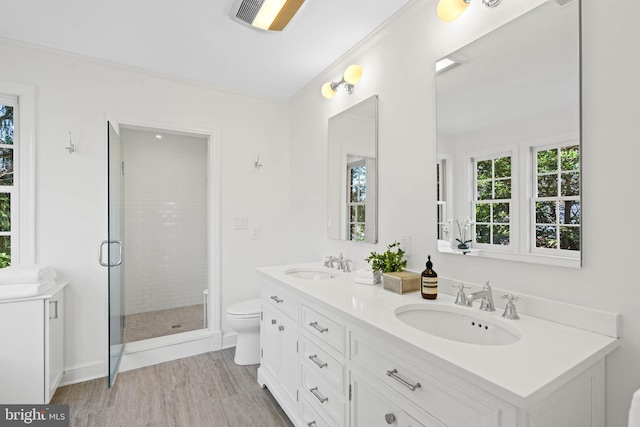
[257,263,619,408]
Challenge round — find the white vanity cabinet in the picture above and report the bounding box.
[259,278,300,419]
[256,265,617,427]
[0,282,66,404]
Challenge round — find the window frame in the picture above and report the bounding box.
[346,158,367,242]
[469,148,516,253]
[530,142,581,259]
[0,82,35,266]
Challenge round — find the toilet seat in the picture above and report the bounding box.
[227,298,261,319]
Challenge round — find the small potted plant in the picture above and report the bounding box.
[454,218,472,250]
[365,242,418,293]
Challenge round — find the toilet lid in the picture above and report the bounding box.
[227,298,261,317]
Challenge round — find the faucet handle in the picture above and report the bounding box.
[479,281,495,312]
[452,283,470,306]
[501,294,521,320]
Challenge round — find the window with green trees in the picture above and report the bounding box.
[347,160,366,242]
[533,145,580,251]
[0,101,14,267]
[473,155,511,246]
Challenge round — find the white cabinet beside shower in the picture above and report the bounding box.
[0,282,66,404]
[258,278,300,421]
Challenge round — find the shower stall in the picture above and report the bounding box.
[119,126,209,343]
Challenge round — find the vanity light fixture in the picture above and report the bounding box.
[321,65,363,100]
[437,0,502,22]
[230,0,306,32]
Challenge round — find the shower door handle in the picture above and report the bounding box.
[99,240,123,267]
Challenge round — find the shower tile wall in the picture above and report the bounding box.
[121,128,208,315]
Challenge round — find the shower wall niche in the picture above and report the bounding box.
[120,127,208,342]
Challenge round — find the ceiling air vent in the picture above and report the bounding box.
[552,0,575,7]
[233,0,264,26]
[229,0,305,32]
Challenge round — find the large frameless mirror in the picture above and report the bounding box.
[436,0,581,267]
[327,95,378,243]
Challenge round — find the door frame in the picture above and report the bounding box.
[105,115,222,370]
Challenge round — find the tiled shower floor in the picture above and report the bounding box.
[124,304,205,343]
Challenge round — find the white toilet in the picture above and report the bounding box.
[226,298,261,365]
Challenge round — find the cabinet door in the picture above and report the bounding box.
[279,313,299,405]
[46,288,65,403]
[261,305,279,380]
[0,299,44,403]
[351,372,444,427]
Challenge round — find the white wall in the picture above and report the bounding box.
[0,38,291,382]
[288,1,640,426]
[121,128,208,315]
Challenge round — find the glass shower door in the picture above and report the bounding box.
[103,122,125,387]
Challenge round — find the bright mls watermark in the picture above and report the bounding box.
[0,405,69,427]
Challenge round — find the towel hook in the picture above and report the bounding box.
[66,131,76,154]
[254,153,263,169]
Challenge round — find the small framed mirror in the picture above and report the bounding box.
[327,95,378,243]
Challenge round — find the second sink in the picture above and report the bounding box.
[284,268,337,280]
[395,304,520,346]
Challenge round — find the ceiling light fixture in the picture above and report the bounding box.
[321,65,364,100]
[437,0,502,22]
[230,0,306,32]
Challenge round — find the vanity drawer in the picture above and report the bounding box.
[301,366,346,427]
[301,396,340,427]
[300,334,346,392]
[301,304,345,354]
[261,279,299,320]
[350,333,499,427]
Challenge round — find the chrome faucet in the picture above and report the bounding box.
[324,253,351,272]
[464,281,495,311]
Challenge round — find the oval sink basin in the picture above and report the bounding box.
[284,268,337,280]
[395,304,520,346]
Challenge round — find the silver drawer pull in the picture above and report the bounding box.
[309,321,328,333]
[386,369,421,391]
[309,354,328,369]
[309,387,328,403]
[270,295,283,303]
[307,422,317,427]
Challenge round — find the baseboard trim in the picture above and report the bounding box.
[59,360,106,386]
[120,329,223,372]
[222,331,237,349]
[59,329,226,386]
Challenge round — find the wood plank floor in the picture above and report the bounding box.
[51,348,294,427]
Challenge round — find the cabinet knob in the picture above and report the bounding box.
[279,325,284,331]
[385,413,396,424]
[271,319,277,325]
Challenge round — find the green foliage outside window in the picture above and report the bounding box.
[535,145,580,251]
[475,156,511,246]
[0,104,14,268]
